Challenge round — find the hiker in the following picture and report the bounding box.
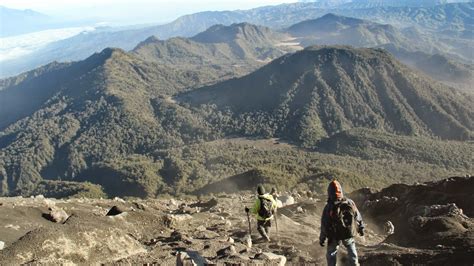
[270,187,279,200]
[245,185,277,242]
[319,180,365,266]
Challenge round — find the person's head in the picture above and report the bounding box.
[270,187,277,195]
[327,180,343,201]
[257,185,265,195]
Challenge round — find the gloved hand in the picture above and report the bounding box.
[319,239,325,247]
[245,207,250,213]
[358,227,365,236]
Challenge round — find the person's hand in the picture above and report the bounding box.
[245,207,250,213]
[319,239,325,247]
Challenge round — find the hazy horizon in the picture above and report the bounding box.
[1,0,299,25]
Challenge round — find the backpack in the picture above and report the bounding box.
[258,196,274,219]
[330,199,357,240]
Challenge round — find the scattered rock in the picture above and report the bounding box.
[296,206,304,213]
[279,195,295,206]
[224,220,232,227]
[106,205,126,216]
[164,214,193,227]
[113,197,125,203]
[255,252,287,266]
[0,241,4,250]
[194,229,220,239]
[217,245,236,257]
[227,237,235,244]
[45,207,69,223]
[196,225,206,231]
[35,195,45,200]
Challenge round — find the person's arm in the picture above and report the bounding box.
[319,205,329,246]
[349,199,365,234]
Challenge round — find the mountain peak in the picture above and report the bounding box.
[181,45,473,142]
[191,22,278,44]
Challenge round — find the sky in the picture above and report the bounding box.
[0,0,299,24]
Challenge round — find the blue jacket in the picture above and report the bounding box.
[319,198,364,242]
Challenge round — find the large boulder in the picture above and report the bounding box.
[45,207,69,223]
[279,195,295,206]
[255,252,287,265]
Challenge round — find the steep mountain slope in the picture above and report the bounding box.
[0,48,224,197]
[181,46,474,145]
[133,23,294,71]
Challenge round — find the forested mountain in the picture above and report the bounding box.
[1,44,472,198]
[181,46,473,145]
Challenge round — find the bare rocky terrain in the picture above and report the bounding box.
[0,176,472,265]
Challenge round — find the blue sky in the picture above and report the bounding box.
[0,0,298,24]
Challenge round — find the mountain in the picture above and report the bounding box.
[287,13,412,48]
[2,2,472,77]
[0,47,231,197]
[381,43,474,92]
[0,6,51,37]
[180,46,473,146]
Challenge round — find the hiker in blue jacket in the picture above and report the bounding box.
[319,180,365,266]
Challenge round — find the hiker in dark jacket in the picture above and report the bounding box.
[319,180,365,266]
[245,185,277,242]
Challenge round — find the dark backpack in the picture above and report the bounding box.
[258,197,273,219]
[330,199,357,240]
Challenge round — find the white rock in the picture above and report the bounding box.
[0,241,4,250]
[228,237,235,244]
[35,195,45,199]
[296,206,304,213]
[48,207,69,223]
[279,195,295,206]
[113,197,125,203]
[259,252,287,266]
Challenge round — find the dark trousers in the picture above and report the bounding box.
[257,219,271,240]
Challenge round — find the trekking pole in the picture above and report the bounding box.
[246,211,252,235]
[274,208,280,242]
[246,210,253,248]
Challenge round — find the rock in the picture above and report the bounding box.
[0,241,4,250]
[255,252,287,266]
[113,197,125,203]
[225,220,232,227]
[46,207,69,223]
[296,206,304,213]
[384,221,395,235]
[106,205,126,216]
[169,199,179,207]
[164,214,193,227]
[217,245,236,257]
[246,235,252,248]
[196,225,206,231]
[35,195,45,200]
[194,229,220,239]
[176,251,197,266]
[279,195,295,206]
[228,237,235,244]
